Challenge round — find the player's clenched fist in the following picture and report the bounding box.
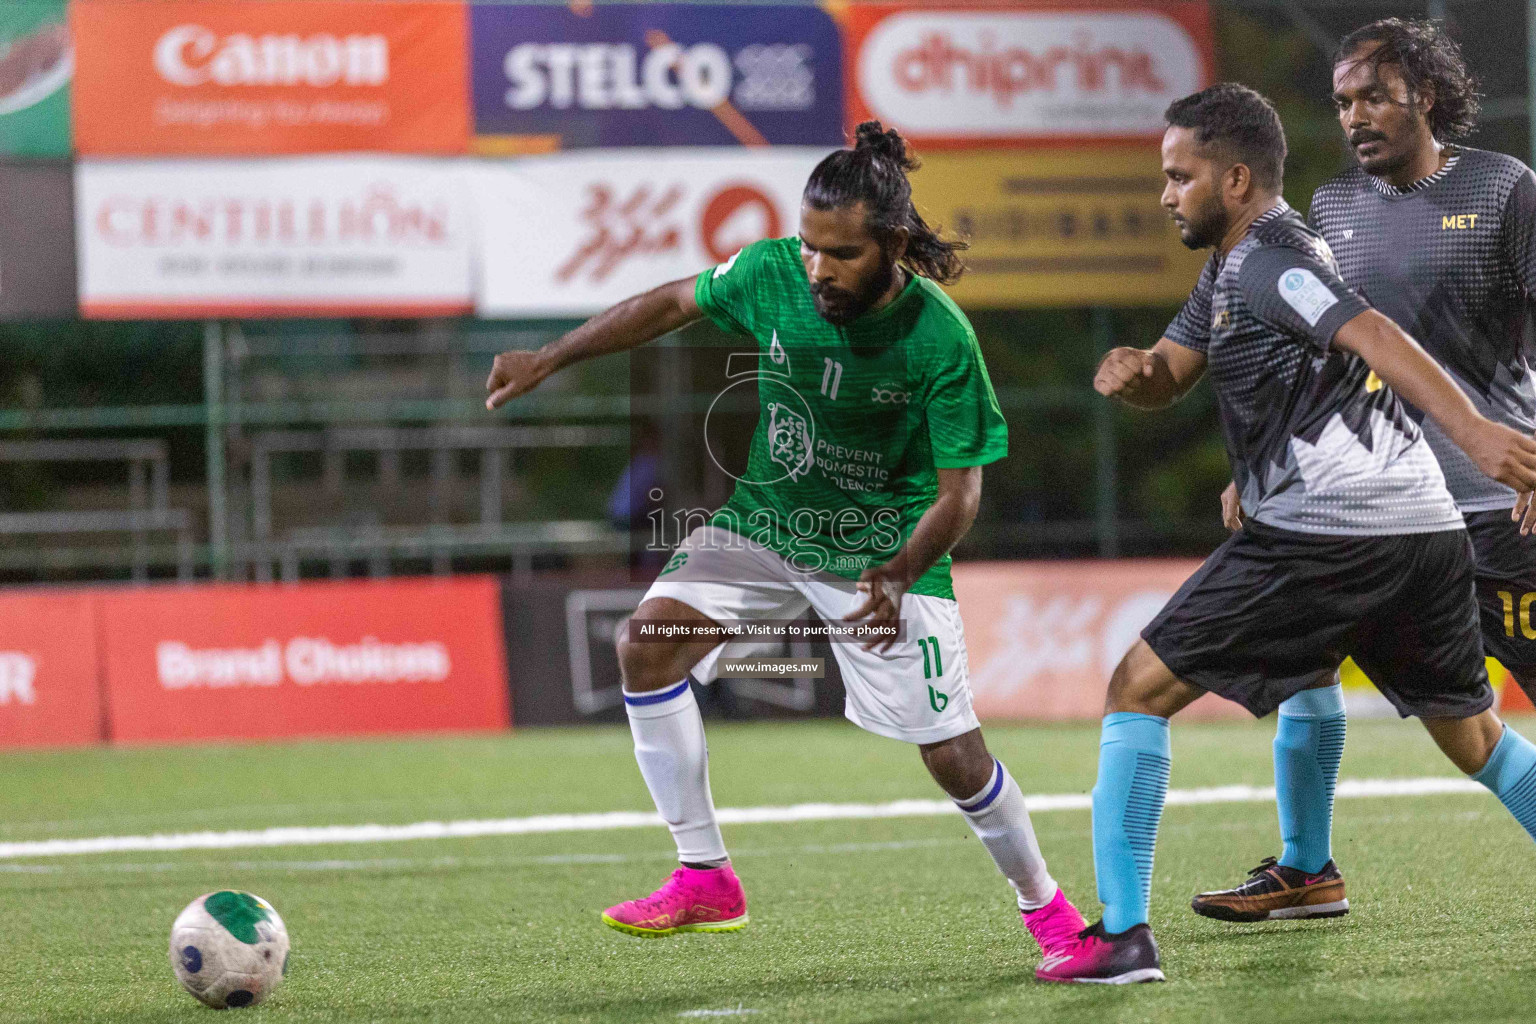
[1094,347,1157,402]
[485,350,553,410]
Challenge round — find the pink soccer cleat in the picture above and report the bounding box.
[1034,919,1165,984]
[1022,887,1089,964]
[600,863,749,938]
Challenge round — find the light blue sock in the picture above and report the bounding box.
[1274,684,1346,873]
[1471,725,1536,841]
[1093,712,1171,934]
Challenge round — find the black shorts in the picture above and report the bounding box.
[1468,509,1536,695]
[1142,521,1493,720]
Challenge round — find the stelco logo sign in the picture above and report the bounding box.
[504,42,734,112]
[855,10,1206,140]
[153,25,390,88]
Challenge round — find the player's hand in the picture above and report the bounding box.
[1515,491,1536,536]
[843,560,908,653]
[1463,422,1536,516]
[1093,347,1157,403]
[1221,481,1244,531]
[485,349,553,410]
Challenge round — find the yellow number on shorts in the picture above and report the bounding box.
[1498,591,1536,639]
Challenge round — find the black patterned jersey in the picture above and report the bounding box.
[1308,147,1536,511]
[1164,201,1461,536]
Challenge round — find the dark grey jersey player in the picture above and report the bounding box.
[1198,19,1536,927]
[1037,82,1536,986]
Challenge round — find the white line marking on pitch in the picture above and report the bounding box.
[678,1007,761,1018]
[0,837,971,875]
[0,776,1485,861]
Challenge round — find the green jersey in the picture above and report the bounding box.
[692,236,1007,600]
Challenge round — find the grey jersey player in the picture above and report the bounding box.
[1040,81,1536,986]
[1196,19,1536,930]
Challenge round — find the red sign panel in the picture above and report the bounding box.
[844,2,1213,149]
[100,577,509,743]
[0,591,105,748]
[70,0,470,155]
[955,559,1245,721]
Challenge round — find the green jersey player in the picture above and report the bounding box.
[485,121,1088,967]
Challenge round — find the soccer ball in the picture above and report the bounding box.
[168,891,290,1009]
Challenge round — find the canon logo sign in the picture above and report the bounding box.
[154,24,389,88]
[857,11,1204,138]
[0,652,37,706]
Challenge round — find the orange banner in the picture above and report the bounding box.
[70,0,470,155]
[954,559,1246,721]
[0,591,105,748]
[99,577,509,744]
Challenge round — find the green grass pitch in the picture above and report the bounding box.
[3,717,1535,1024]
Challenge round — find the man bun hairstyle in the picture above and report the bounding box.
[1164,83,1288,192]
[803,120,968,284]
[1335,18,1481,142]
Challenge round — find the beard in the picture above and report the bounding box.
[1350,130,1410,178]
[811,258,897,325]
[1174,192,1229,250]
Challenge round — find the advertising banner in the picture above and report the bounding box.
[0,160,75,319]
[0,591,103,748]
[845,3,1212,148]
[470,4,842,153]
[76,157,474,319]
[0,1,71,157]
[910,147,1209,307]
[474,147,828,317]
[70,0,469,156]
[954,559,1246,721]
[99,577,509,744]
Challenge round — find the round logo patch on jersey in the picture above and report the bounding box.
[1277,267,1340,327]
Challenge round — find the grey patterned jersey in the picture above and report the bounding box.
[1309,147,1536,511]
[1164,201,1462,536]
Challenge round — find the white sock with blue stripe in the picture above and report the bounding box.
[623,680,728,865]
[955,759,1057,911]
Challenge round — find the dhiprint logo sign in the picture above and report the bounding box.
[473,148,826,316]
[846,5,1212,146]
[469,4,842,149]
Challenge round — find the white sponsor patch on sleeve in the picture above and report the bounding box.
[713,249,742,279]
[1277,267,1340,326]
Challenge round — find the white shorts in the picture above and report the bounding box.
[642,526,980,744]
